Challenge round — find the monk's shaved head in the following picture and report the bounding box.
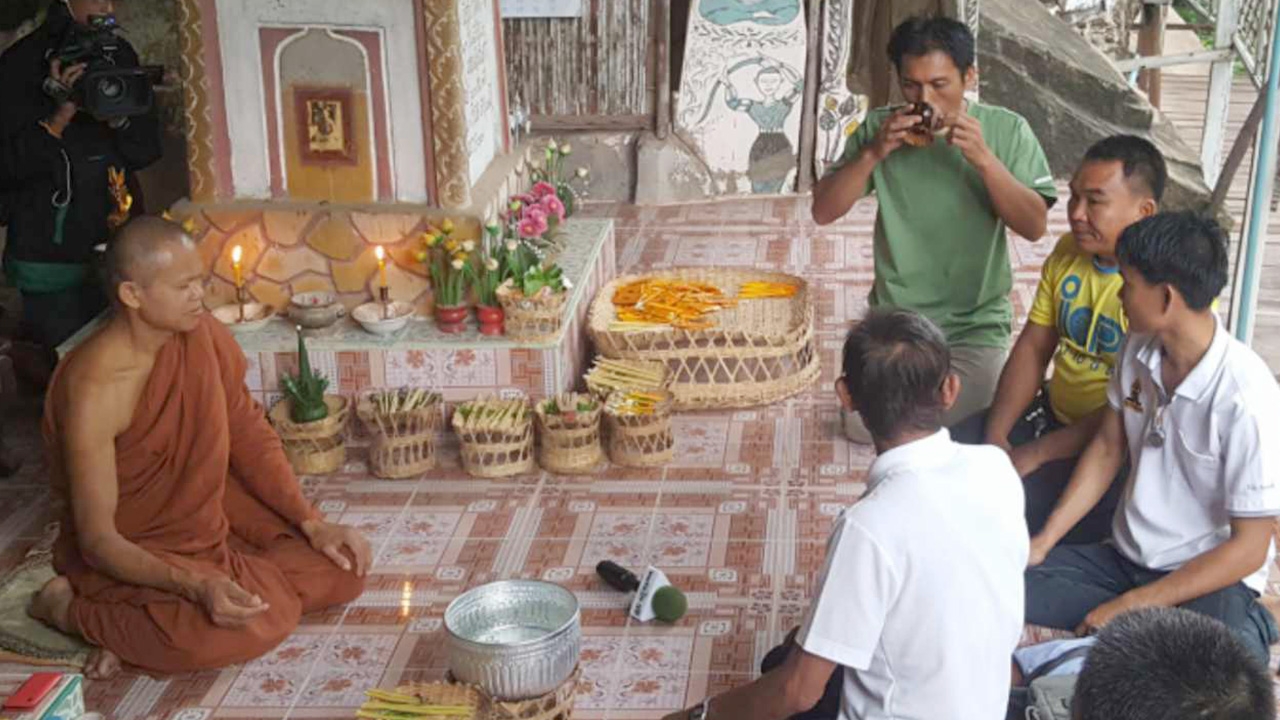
[104,216,197,301]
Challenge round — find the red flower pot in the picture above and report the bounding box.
[476,304,505,336]
[434,304,469,334]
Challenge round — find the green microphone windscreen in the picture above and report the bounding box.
[652,585,688,623]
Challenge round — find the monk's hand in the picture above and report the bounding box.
[197,575,269,628]
[1076,592,1154,637]
[301,519,372,577]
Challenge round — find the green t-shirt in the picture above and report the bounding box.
[837,102,1057,347]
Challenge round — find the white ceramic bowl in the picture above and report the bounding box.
[211,302,274,332]
[352,301,414,335]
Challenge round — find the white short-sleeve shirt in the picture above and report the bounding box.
[796,430,1029,720]
[1109,318,1280,593]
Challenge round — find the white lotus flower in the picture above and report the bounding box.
[462,240,476,253]
[451,258,465,270]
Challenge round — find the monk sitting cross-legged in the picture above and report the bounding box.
[27,216,371,679]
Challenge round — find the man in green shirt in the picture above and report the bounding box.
[814,15,1057,443]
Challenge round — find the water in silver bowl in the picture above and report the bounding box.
[475,624,553,644]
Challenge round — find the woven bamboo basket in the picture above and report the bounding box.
[385,681,482,720]
[584,358,671,401]
[485,666,581,720]
[498,285,568,343]
[395,667,580,720]
[588,268,820,410]
[268,395,349,475]
[356,390,442,479]
[604,390,674,467]
[452,400,536,478]
[535,396,604,475]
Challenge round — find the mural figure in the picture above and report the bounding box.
[693,58,802,193]
[307,99,345,153]
[699,0,801,27]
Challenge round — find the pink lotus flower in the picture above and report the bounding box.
[531,181,557,199]
[522,204,548,223]
[540,194,566,222]
[518,213,549,239]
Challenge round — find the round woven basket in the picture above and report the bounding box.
[452,403,536,478]
[394,667,580,720]
[356,391,442,479]
[535,399,604,475]
[498,286,568,343]
[588,268,820,410]
[603,390,674,468]
[485,666,582,720]
[386,681,482,720]
[268,395,349,475]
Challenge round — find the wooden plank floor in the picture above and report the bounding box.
[1159,70,1280,371]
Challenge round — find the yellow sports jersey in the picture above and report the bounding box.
[1028,234,1127,424]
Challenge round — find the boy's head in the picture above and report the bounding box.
[836,308,959,445]
[887,16,975,119]
[1069,135,1166,259]
[1117,211,1228,334]
[1072,608,1274,720]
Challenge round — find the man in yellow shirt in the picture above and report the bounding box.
[953,135,1164,542]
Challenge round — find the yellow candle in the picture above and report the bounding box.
[375,245,387,288]
[231,245,243,288]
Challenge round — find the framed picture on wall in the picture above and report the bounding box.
[295,87,357,165]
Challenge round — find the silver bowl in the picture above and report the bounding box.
[444,580,580,700]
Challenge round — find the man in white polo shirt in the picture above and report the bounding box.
[662,309,1028,720]
[1024,211,1280,664]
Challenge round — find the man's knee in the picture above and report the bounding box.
[299,565,365,613]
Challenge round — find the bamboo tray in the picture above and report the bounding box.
[587,268,820,410]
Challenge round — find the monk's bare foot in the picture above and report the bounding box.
[84,648,122,680]
[28,575,76,635]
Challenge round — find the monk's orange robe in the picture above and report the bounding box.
[44,314,364,673]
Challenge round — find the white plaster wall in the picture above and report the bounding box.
[215,0,428,202]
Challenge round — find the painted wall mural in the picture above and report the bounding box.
[677,0,806,196]
[815,0,867,178]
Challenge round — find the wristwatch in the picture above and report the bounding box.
[689,697,711,720]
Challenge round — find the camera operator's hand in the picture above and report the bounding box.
[44,59,87,135]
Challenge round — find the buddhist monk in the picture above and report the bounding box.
[27,216,370,679]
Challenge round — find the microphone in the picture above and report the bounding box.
[596,561,688,623]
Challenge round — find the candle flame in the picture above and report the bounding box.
[375,245,386,261]
[231,245,243,264]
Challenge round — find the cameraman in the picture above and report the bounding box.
[0,0,160,357]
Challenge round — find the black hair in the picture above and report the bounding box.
[1083,135,1168,202]
[840,308,951,441]
[1074,607,1275,720]
[887,15,975,75]
[1117,211,1228,311]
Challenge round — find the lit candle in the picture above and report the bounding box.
[375,245,387,289]
[231,245,244,288]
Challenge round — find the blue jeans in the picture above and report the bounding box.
[1026,543,1277,665]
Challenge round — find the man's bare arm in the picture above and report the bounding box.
[1128,517,1274,607]
[1030,408,1127,562]
[59,375,210,602]
[985,322,1058,447]
[811,147,878,226]
[662,645,836,720]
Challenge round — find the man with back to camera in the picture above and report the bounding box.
[0,0,161,361]
[661,308,1028,720]
[813,15,1057,443]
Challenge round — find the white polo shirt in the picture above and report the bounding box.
[1109,318,1280,593]
[797,430,1028,720]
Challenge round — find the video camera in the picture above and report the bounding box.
[47,14,163,119]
